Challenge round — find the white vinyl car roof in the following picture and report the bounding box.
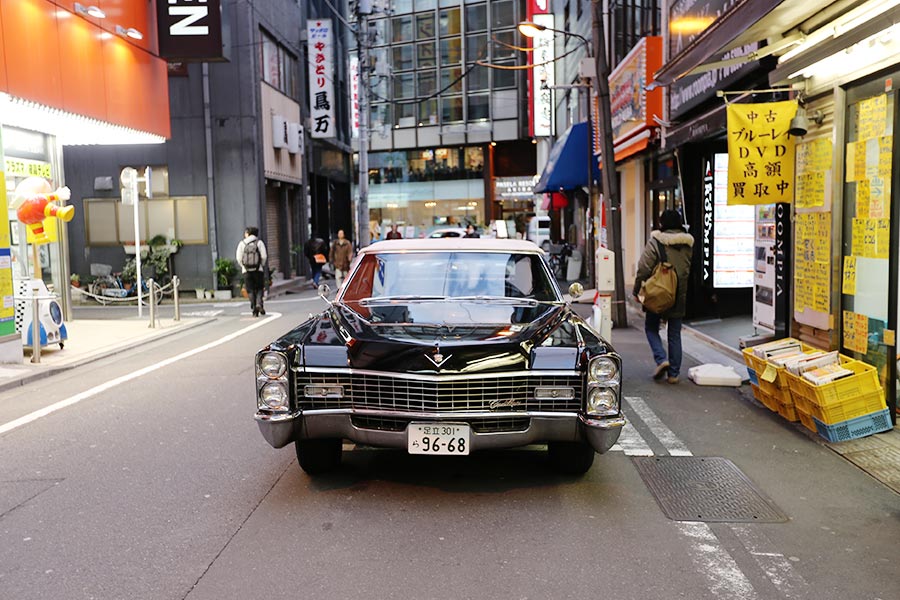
[361,238,544,254]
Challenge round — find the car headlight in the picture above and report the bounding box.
[260,382,289,410]
[589,356,619,383]
[587,387,618,416]
[259,352,287,379]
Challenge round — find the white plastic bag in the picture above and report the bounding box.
[688,364,743,387]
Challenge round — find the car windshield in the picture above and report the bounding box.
[342,252,559,304]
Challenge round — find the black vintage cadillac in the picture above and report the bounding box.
[254,239,624,475]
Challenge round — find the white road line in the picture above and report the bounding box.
[730,525,810,599]
[0,313,282,437]
[609,422,654,456]
[625,396,693,456]
[678,521,761,600]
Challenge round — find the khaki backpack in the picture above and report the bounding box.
[639,239,677,314]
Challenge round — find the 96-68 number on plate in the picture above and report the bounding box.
[408,423,471,455]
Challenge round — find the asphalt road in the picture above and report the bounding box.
[0,290,898,600]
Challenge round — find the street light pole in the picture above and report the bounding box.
[591,1,628,328]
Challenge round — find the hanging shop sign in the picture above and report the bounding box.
[308,20,336,139]
[4,157,51,179]
[726,100,797,205]
[608,37,663,143]
[157,0,226,61]
[532,14,555,137]
[350,55,360,139]
[669,42,759,119]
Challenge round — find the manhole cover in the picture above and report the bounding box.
[632,457,787,523]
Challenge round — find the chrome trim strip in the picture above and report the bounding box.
[302,408,581,419]
[294,367,582,381]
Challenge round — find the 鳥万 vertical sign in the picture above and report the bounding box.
[726,100,797,205]
[308,20,335,139]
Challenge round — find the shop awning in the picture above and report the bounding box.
[655,0,837,85]
[533,122,600,194]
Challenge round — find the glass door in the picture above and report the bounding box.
[841,78,897,417]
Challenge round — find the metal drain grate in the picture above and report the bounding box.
[632,457,788,523]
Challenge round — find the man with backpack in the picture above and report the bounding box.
[236,226,268,317]
[633,209,694,384]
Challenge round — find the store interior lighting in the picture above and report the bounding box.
[74,3,106,19]
[115,25,144,40]
[0,93,166,146]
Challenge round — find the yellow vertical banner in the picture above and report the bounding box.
[0,127,16,337]
[727,100,797,205]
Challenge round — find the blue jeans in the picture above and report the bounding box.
[644,312,683,378]
[310,262,323,285]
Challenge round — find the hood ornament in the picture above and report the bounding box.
[424,342,452,368]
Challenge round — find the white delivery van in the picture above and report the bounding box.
[527,215,551,250]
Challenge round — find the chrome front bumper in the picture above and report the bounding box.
[255,409,625,454]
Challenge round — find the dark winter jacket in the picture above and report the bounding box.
[329,238,353,271]
[633,229,695,319]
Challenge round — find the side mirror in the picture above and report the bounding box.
[317,283,332,303]
[568,282,584,300]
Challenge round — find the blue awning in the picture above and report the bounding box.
[533,122,601,194]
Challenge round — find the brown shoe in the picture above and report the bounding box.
[653,361,670,380]
[667,376,679,384]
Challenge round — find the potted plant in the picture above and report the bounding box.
[70,273,81,288]
[213,258,237,300]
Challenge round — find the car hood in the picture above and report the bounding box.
[276,301,605,374]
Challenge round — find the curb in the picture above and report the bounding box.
[0,317,217,394]
[681,325,745,363]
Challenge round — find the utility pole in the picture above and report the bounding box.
[356,1,372,247]
[591,0,628,328]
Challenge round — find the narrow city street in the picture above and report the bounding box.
[0,291,896,600]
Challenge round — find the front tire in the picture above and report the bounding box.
[295,438,342,475]
[547,442,595,475]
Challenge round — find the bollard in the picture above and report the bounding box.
[30,282,41,364]
[173,276,181,322]
[148,278,156,328]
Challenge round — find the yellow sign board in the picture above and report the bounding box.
[843,310,869,355]
[4,157,51,179]
[726,100,797,205]
[842,256,857,295]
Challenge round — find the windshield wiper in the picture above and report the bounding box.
[358,295,448,305]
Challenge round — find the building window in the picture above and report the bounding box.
[468,94,490,120]
[610,1,661,67]
[392,15,414,42]
[393,44,415,71]
[260,29,297,97]
[439,8,461,36]
[441,96,464,122]
[491,0,515,29]
[465,3,487,31]
[417,13,435,38]
[440,38,462,64]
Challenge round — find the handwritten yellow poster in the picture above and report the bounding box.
[852,218,866,256]
[842,256,857,295]
[794,212,830,314]
[857,94,887,141]
[856,140,868,180]
[878,135,892,176]
[875,219,890,258]
[846,142,857,182]
[727,100,797,205]
[857,179,870,218]
[869,175,889,219]
[843,310,869,354]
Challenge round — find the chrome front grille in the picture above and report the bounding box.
[297,371,583,413]
[351,415,531,433]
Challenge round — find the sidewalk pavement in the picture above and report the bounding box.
[0,274,310,394]
[582,292,900,496]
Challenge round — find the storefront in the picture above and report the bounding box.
[658,0,900,418]
[0,0,170,361]
[366,145,487,239]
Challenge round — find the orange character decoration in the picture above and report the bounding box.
[13,177,74,245]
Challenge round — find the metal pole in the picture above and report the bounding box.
[173,275,181,321]
[132,175,142,318]
[30,282,40,364]
[148,278,156,328]
[591,0,627,327]
[356,4,371,247]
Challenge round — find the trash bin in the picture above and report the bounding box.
[566,249,583,281]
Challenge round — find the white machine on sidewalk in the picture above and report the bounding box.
[592,247,615,341]
[14,278,67,349]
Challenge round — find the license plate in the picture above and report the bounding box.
[407,423,470,455]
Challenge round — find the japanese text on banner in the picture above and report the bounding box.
[726,100,797,205]
[307,19,335,139]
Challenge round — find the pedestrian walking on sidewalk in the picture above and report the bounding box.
[633,209,694,384]
[329,229,353,287]
[304,235,328,286]
[236,226,268,317]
